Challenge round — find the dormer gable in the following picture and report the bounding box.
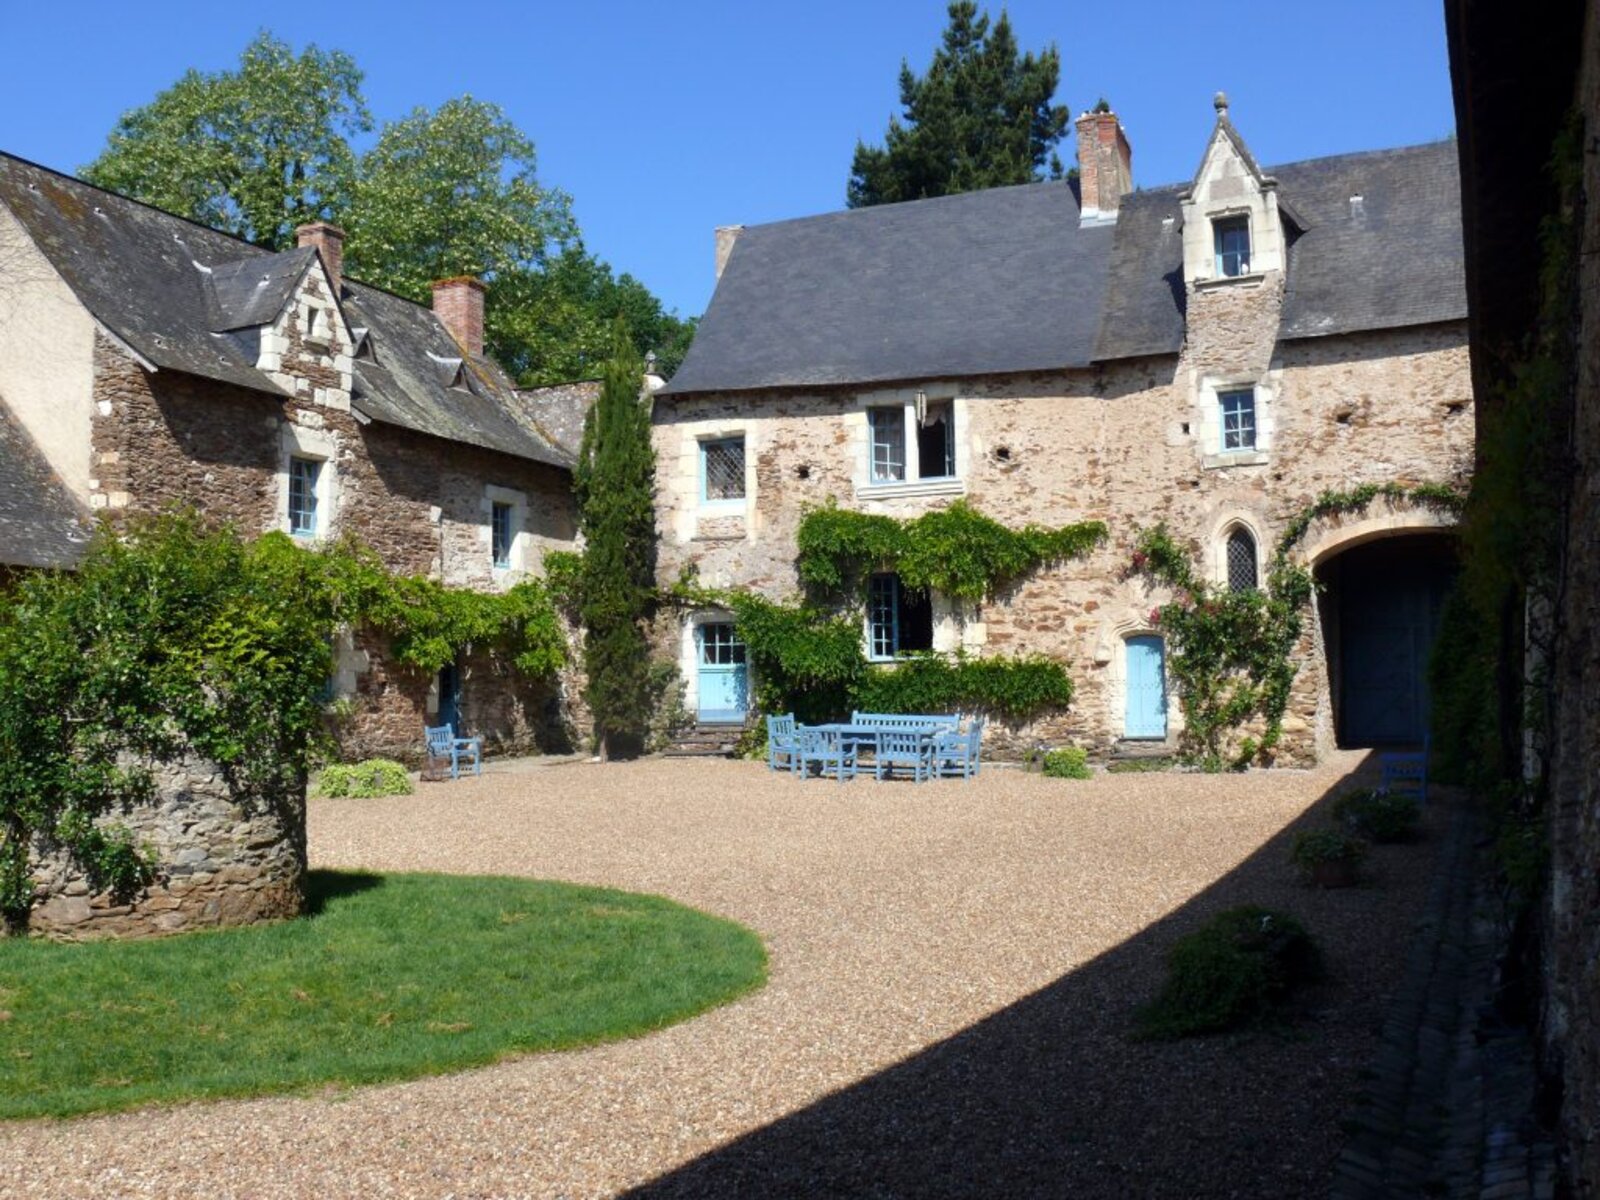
[1178,94,1293,287]
[252,253,354,411]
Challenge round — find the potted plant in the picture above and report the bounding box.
[1290,827,1368,888]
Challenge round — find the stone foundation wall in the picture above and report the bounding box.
[653,321,1473,758]
[27,753,305,940]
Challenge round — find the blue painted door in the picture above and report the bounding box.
[696,624,749,722]
[1125,635,1168,739]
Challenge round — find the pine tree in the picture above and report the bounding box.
[575,328,656,759]
[848,2,1069,208]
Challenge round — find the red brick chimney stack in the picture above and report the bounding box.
[1075,108,1133,220]
[432,277,487,358]
[295,222,345,297]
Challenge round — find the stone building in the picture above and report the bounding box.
[655,98,1475,762]
[0,151,588,762]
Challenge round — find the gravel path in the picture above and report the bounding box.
[4,753,1442,1198]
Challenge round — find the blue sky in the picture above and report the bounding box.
[0,1,1455,317]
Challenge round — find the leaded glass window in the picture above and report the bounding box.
[1220,389,1257,451]
[869,408,906,482]
[701,437,746,502]
[1226,529,1258,592]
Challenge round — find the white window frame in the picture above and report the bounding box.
[483,485,528,575]
[857,393,967,500]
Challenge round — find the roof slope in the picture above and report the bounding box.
[0,399,90,569]
[665,139,1467,395]
[662,180,1114,394]
[0,153,570,469]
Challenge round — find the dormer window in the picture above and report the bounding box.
[1220,388,1257,451]
[1214,216,1251,277]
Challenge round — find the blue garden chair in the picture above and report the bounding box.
[425,723,482,780]
[931,722,983,780]
[1378,736,1428,807]
[767,713,799,773]
[875,728,933,783]
[796,726,856,782]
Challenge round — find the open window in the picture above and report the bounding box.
[868,574,934,660]
[869,408,907,483]
[917,400,955,479]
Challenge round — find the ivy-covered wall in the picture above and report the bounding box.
[652,317,1474,757]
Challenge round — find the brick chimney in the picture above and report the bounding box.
[432,277,486,357]
[295,222,345,297]
[714,225,745,280]
[1075,108,1133,222]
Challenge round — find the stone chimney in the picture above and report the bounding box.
[432,277,486,358]
[1075,108,1133,223]
[295,222,345,297]
[715,225,745,280]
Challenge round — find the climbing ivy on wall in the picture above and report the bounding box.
[673,499,1101,725]
[0,514,568,930]
[796,500,1108,601]
[1131,482,1465,770]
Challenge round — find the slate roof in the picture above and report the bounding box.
[0,152,572,469]
[0,399,90,569]
[662,138,1466,396]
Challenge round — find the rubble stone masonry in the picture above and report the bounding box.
[654,318,1473,758]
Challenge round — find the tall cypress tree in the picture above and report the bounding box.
[848,2,1069,208]
[575,327,656,759]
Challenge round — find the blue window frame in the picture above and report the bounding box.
[869,408,906,482]
[867,574,934,660]
[1214,216,1251,277]
[288,456,320,537]
[491,501,514,568]
[1220,388,1257,451]
[700,436,746,503]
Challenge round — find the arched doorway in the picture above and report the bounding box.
[1316,534,1456,746]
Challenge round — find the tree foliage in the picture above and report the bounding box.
[83,32,370,249]
[848,2,1070,208]
[81,33,694,384]
[576,333,657,757]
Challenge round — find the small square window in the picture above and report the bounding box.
[1219,389,1257,451]
[1214,216,1251,277]
[701,437,746,503]
[491,501,514,568]
[869,408,906,483]
[288,456,321,537]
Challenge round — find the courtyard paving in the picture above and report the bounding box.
[3,753,1446,1198]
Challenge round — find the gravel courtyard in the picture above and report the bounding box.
[3,753,1444,1199]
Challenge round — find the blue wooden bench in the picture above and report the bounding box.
[425,723,482,780]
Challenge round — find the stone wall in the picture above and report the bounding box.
[27,752,304,940]
[88,325,580,762]
[652,320,1473,758]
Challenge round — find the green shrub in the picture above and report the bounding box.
[1290,827,1368,873]
[1105,756,1175,774]
[316,759,414,798]
[1136,906,1323,1039]
[1041,747,1091,779]
[1331,788,1420,843]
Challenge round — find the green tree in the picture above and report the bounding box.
[847,2,1070,208]
[574,330,657,759]
[490,247,698,384]
[345,96,576,299]
[82,32,370,249]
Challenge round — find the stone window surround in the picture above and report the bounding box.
[275,421,339,542]
[680,609,750,717]
[685,424,755,512]
[1195,372,1277,469]
[1207,510,1267,590]
[852,388,969,501]
[698,433,748,508]
[481,484,529,576]
[1106,618,1182,743]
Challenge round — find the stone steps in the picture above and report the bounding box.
[662,723,749,758]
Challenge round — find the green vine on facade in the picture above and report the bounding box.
[1131,481,1466,770]
[796,499,1108,601]
[0,514,569,927]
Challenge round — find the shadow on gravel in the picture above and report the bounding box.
[623,752,1447,1200]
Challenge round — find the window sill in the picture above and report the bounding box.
[854,477,966,501]
[697,499,748,511]
[1201,451,1270,470]
[1194,272,1266,291]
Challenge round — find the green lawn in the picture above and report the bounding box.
[0,871,766,1119]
